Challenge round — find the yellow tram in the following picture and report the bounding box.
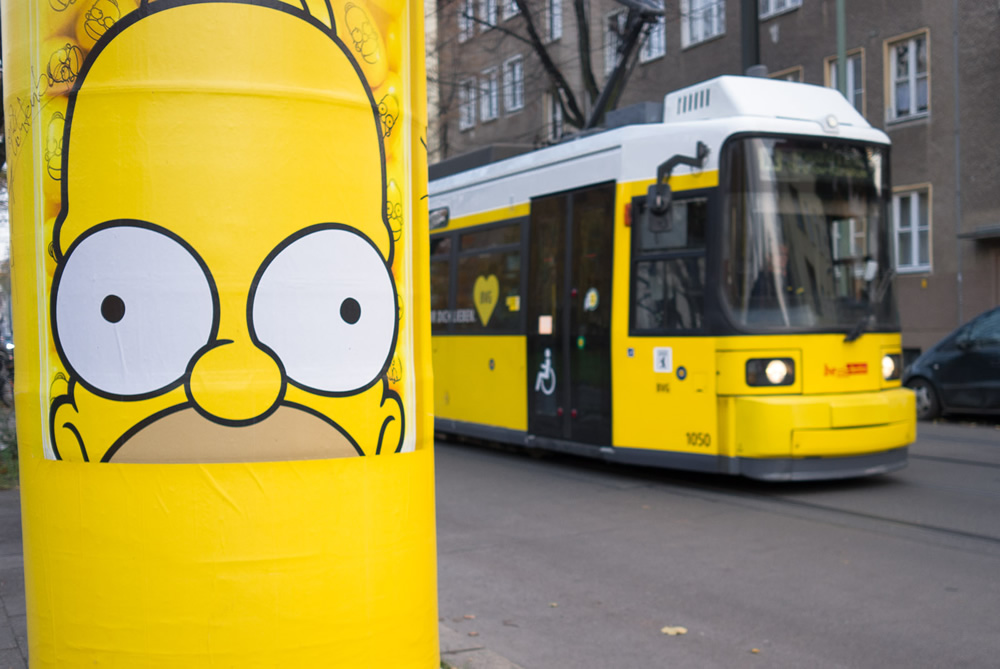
[427,76,915,481]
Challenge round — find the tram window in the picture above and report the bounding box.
[455,249,521,332]
[431,235,453,257]
[633,257,706,331]
[460,225,520,250]
[637,198,707,252]
[430,258,452,333]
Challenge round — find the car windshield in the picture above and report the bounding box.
[722,136,899,332]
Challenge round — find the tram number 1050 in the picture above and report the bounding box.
[686,432,712,448]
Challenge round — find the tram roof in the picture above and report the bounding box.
[429,76,889,214]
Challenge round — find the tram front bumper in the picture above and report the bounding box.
[724,388,915,480]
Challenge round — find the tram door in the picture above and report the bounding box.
[527,183,614,445]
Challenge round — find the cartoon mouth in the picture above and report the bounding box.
[104,404,362,463]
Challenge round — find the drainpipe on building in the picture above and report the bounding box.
[952,0,964,325]
[837,0,846,96]
[741,0,760,75]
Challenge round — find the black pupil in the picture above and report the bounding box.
[101,295,126,323]
[340,297,361,325]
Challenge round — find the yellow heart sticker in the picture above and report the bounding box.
[473,274,499,326]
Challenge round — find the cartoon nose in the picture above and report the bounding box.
[187,339,284,423]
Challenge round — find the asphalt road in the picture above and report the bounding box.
[436,421,1000,668]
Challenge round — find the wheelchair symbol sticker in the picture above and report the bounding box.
[534,348,557,396]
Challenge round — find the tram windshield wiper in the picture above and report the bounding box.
[844,265,896,342]
[844,314,874,343]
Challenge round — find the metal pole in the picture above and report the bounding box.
[837,0,846,95]
[952,0,964,324]
[742,0,760,75]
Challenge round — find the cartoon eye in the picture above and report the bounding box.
[251,226,397,394]
[53,223,216,398]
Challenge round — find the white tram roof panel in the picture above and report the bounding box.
[664,75,870,129]
[429,76,888,210]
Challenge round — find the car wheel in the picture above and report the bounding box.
[908,378,940,420]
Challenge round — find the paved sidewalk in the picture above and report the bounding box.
[440,623,524,669]
[0,489,26,669]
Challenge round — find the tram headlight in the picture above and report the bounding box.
[882,353,902,381]
[746,358,795,387]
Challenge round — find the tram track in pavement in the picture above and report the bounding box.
[464,441,1000,558]
[639,471,1000,558]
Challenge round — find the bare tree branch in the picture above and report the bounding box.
[510,0,587,128]
[574,0,600,102]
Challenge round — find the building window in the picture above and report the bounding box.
[547,92,563,141]
[501,0,520,21]
[503,55,524,112]
[546,0,562,41]
[759,0,801,20]
[479,0,498,30]
[458,77,477,130]
[639,1,666,62]
[480,67,499,122]
[458,0,475,42]
[826,50,864,113]
[604,11,626,75]
[888,32,929,122]
[893,188,930,272]
[681,0,725,48]
[769,66,802,82]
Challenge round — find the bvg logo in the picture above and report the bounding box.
[824,362,868,377]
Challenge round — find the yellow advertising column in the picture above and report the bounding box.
[2,0,437,666]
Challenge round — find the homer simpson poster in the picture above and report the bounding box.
[2,0,437,665]
[26,0,417,463]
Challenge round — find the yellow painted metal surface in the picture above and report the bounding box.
[440,203,531,232]
[728,388,914,459]
[432,336,527,431]
[4,0,438,664]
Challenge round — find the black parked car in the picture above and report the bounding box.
[903,306,1000,420]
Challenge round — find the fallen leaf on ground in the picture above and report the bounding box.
[750,648,760,654]
[463,614,476,620]
[661,626,688,636]
[468,631,479,637]
[549,602,558,608]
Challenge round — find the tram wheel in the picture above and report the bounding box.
[908,378,940,421]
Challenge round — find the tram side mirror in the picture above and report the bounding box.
[635,194,672,235]
[646,181,672,218]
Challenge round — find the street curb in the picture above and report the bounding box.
[440,623,524,669]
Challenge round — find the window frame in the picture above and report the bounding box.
[479,0,498,31]
[503,55,525,113]
[546,91,564,141]
[430,218,529,336]
[759,0,801,20]
[458,0,475,42]
[628,189,713,336]
[501,0,520,21]
[892,184,932,274]
[885,29,930,124]
[458,77,478,131]
[768,65,803,82]
[639,1,666,63]
[480,67,500,122]
[824,48,866,116]
[546,0,562,41]
[604,10,627,75]
[680,0,726,49]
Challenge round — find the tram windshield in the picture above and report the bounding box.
[722,136,899,333]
